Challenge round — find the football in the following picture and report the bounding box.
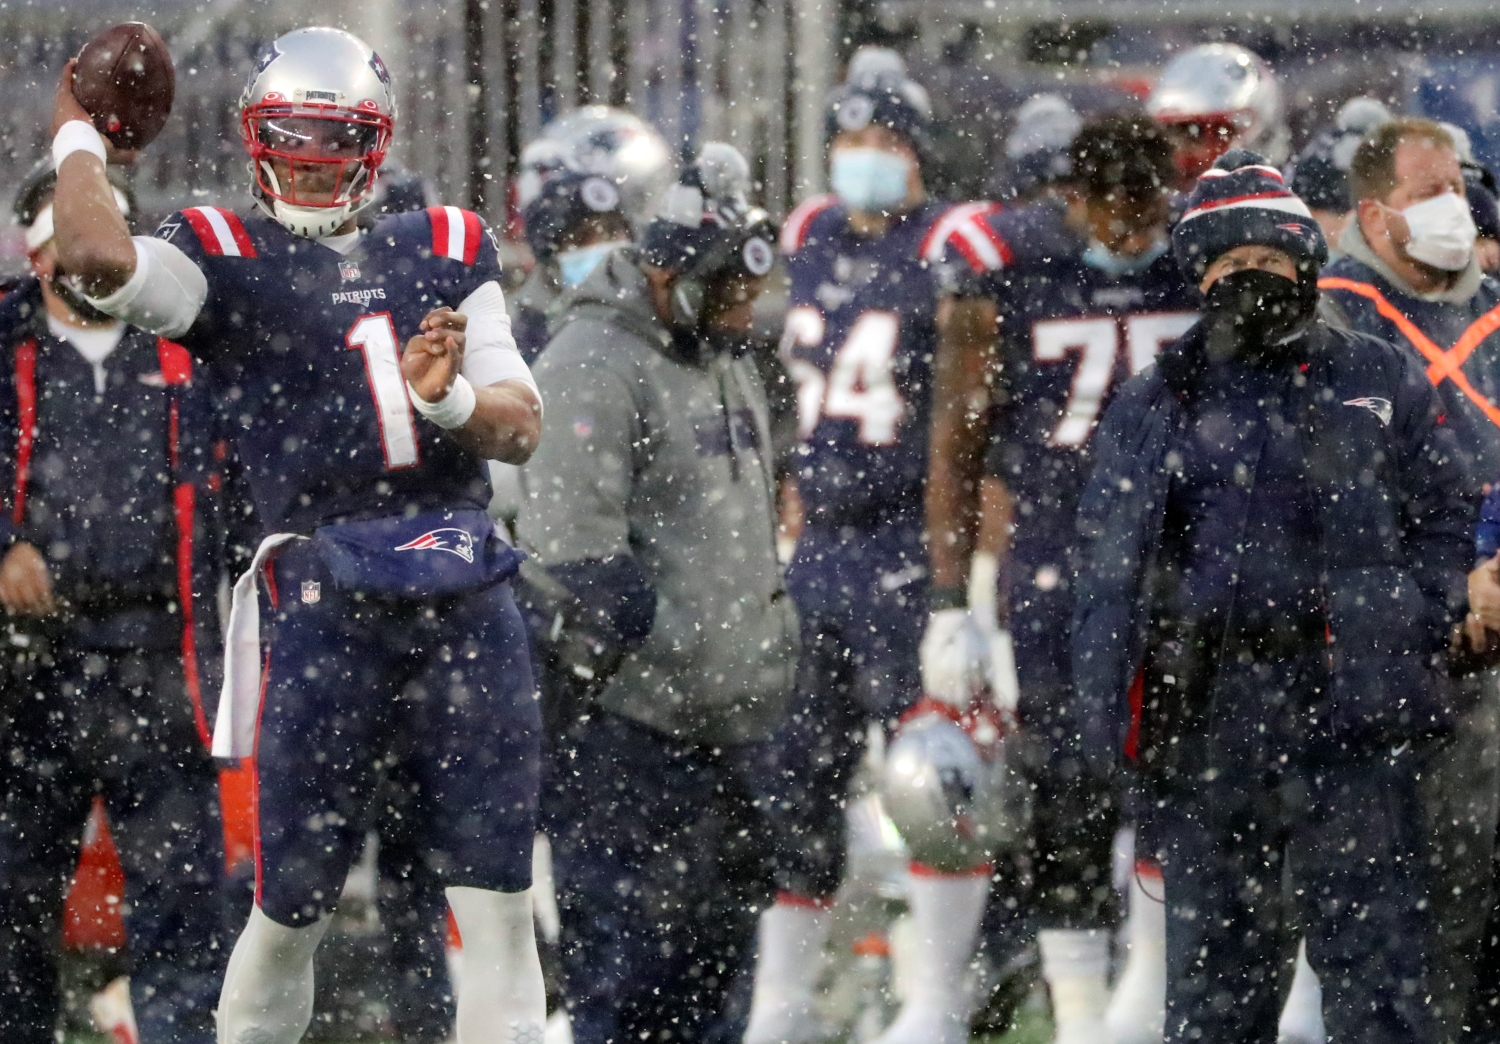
[71,21,175,149]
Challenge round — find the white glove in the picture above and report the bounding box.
[989,628,1020,713]
[920,607,992,711]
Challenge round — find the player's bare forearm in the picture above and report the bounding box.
[51,60,136,297]
[926,295,997,591]
[402,308,542,462]
[454,381,543,464]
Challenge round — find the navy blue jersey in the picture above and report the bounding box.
[781,196,1003,526]
[158,204,501,534]
[978,202,1199,554]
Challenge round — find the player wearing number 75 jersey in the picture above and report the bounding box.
[48,27,547,1044]
[926,113,1196,1044]
[743,48,1006,1044]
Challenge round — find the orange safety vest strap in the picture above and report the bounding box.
[1445,300,1500,377]
[1319,276,1500,430]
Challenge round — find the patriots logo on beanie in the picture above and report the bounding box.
[1171,148,1329,281]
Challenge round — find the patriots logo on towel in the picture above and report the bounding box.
[393,528,476,563]
[1343,396,1394,426]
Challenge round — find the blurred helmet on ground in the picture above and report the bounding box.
[1147,43,1285,184]
[880,709,1024,873]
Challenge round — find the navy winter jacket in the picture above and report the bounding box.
[1320,249,1500,480]
[1071,318,1476,773]
[0,280,231,740]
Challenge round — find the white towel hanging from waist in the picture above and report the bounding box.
[211,532,305,760]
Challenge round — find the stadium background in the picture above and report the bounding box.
[6,0,1500,1039]
[5,0,1500,265]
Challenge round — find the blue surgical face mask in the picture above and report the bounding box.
[557,240,627,288]
[1081,236,1169,277]
[829,147,913,214]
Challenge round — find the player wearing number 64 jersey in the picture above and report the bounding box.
[744,49,1006,1044]
[926,113,1196,1044]
[48,27,546,1044]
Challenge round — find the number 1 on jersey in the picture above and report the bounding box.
[347,313,420,469]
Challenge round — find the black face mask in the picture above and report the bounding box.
[1202,268,1317,365]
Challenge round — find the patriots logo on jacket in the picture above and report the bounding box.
[394,528,476,563]
[1343,396,1393,426]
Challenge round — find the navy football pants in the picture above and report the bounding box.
[252,541,540,926]
[1144,655,1435,1044]
[0,639,226,1044]
[551,710,774,1044]
[762,521,925,899]
[1008,546,1120,929]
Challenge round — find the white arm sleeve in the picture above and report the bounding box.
[85,237,208,340]
[457,280,541,411]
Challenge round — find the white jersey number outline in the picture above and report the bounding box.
[1031,312,1197,448]
[347,312,421,469]
[783,306,905,445]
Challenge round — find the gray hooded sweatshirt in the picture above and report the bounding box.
[517,249,797,745]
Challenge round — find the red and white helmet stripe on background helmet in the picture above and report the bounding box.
[239,27,397,238]
[1147,43,1286,184]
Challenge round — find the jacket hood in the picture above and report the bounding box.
[1338,218,1482,305]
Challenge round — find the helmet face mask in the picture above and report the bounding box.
[1158,113,1247,183]
[1148,43,1284,181]
[244,106,391,211]
[239,28,398,237]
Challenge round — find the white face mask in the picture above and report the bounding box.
[1397,191,1478,272]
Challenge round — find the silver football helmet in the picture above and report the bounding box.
[240,27,397,238]
[522,106,676,231]
[1147,43,1286,180]
[880,710,1026,873]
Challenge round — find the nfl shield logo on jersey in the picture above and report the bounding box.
[301,580,321,604]
[338,260,361,283]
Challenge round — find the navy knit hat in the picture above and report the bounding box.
[825,48,935,167]
[999,93,1080,198]
[1173,149,1329,282]
[1285,97,1392,213]
[640,143,778,280]
[522,168,629,263]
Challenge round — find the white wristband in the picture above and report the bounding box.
[408,373,477,429]
[52,120,107,168]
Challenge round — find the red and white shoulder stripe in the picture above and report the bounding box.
[427,205,484,265]
[780,194,839,255]
[920,202,1009,273]
[181,207,257,258]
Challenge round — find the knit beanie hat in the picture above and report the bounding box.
[1173,148,1328,282]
